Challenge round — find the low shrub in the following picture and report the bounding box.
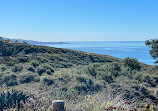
[37,64,54,76]
[76,76,87,83]
[42,76,54,85]
[133,73,143,82]
[27,66,35,72]
[46,69,52,75]
[1,66,7,71]
[31,60,40,67]
[18,57,29,63]
[11,65,23,72]
[19,73,39,83]
[37,67,46,76]
[6,61,15,66]
[0,74,3,85]
[3,74,18,86]
[84,63,101,77]
[143,75,157,87]
[42,63,54,73]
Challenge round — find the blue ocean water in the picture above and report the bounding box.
[37,41,155,65]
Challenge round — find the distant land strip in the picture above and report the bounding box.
[1,37,69,44]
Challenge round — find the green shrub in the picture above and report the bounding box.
[143,75,157,87]
[42,63,54,73]
[112,63,121,71]
[76,76,87,83]
[3,74,18,86]
[140,87,150,95]
[101,74,113,83]
[84,63,101,77]
[1,66,7,71]
[19,73,38,83]
[6,61,15,66]
[37,64,54,76]
[31,60,40,67]
[133,73,143,82]
[74,81,102,92]
[0,74,3,85]
[34,76,40,82]
[123,57,141,71]
[37,67,46,76]
[42,76,54,85]
[27,66,35,72]
[73,74,103,93]
[153,76,158,83]
[18,57,29,63]
[81,63,121,83]
[46,69,52,75]
[11,65,23,72]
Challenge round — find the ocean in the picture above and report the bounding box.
[36,41,155,65]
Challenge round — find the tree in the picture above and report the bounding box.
[145,39,158,63]
[15,40,19,43]
[22,42,29,45]
[0,40,5,56]
[123,57,141,71]
[0,37,3,41]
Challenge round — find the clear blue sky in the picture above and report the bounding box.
[0,0,158,42]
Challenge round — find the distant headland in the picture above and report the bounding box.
[1,37,69,45]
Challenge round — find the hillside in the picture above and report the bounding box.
[0,39,157,111]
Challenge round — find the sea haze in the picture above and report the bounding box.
[35,41,155,65]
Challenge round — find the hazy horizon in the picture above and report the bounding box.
[2,36,148,42]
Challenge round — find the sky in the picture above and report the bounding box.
[0,0,158,42]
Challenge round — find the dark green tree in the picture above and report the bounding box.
[123,57,141,71]
[145,39,158,63]
[0,37,3,41]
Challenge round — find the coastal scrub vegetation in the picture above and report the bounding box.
[0,38,157,110]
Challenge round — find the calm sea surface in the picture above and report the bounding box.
[36,41,155,65]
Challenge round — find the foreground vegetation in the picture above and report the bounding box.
[0,39,157,110]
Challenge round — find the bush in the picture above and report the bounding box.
[42,76,54,85]
[0,74,3,85]
[37,64,54,76]
[153,76,158,83]
[84,63,100,77]
[46,69,52,75]
[11,65,23,72]
[133,73,143,82]
[101,74,114,83]
[6,61,15,66]
[112,63,121,71]
[76,76,87,83]
[31,60,40,67]
[19,73,39,83]
[34,76,40,82]
[27,66,35,72]
[37,67,46,76]
[143,75,157,87]
[1,66,7,71]
[18,57,29,63]
[74,74,103,92]
[123,57,141,71]
[3,74,18,86]
[42,63,54,73]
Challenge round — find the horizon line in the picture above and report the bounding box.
[1,37,146,42]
